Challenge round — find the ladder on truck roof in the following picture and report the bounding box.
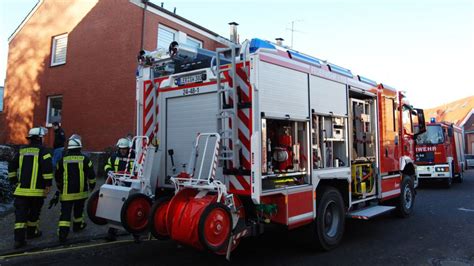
[216,44,241,169]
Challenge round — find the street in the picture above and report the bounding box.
[1,170,474,266]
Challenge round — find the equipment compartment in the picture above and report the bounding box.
[261,118,310,190]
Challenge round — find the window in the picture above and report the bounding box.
[186,36,202,48]
[51,34,68,66]
[46,96,63,126]
[157,25,177,51]
[402,105,413,134]
[0,86,4,112]
[384,98,395,133]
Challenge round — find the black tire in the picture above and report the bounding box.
[313,187,345,251]
[395,176,416,217]
[121,193,152,234]
[87,190,108,225]
[198,202,232,252]
[148,197,171,240]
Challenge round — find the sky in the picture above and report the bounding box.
[0,0,473,109]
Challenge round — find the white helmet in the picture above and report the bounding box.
[116,138,130,149]
[68,136,82,149]
[27,127,47,138]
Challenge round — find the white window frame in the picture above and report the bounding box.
[157,24,177,50]
[46,95,63,127]
[186,36,203,48]
[51,34,68,66]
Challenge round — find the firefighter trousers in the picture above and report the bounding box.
[14,196,44,242]
[58,199,86,238]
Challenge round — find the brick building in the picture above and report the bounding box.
[0,0,227,151]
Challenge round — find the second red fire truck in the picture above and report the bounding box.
[415,120,465,187]
[88,26,426,258]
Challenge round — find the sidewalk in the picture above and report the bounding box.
[0,178,122,254]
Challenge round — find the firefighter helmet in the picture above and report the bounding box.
[116,138,130,149]
[68,137,82,149]
[27,127,47,138]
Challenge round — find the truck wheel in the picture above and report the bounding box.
[121,194,152,234]
[148,197,171,240]
[395,176,415,217]
[314,187,345,251]
[87,190,107,225]
[198,202,232,252]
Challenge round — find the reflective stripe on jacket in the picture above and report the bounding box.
[104,154,134,173]
[8,145,53,197]
[55,151,96,201]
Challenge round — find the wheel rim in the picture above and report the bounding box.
[153,201,169,236]
[323,201,340,238]
[203,207,231,248]
[404,184,413,210]
[126,197,151,231]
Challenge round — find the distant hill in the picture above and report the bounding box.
[424,95,474,126]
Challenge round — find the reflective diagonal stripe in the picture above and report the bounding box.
[15,223,26,229]
[58,221,71,227]
[43,154,52,160]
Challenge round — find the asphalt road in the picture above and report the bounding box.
[2,170,474,266]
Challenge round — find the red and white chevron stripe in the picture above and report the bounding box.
[223,64,253,195]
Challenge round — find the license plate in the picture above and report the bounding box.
[177,73,204,86]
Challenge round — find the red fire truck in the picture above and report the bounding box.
[415,121,465,187]
[88,26,426,258]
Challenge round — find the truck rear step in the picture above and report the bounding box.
[347,205,395,220]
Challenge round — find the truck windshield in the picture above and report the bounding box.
[415,125,444,145]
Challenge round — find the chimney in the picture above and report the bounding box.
[275,38,284,46]
[229,22,239,44]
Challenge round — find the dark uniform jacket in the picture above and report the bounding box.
[55,150,96,201]
[53,127,66,149]
[104,153,135,173]
[8,143,53,197]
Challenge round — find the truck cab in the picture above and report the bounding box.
[415,121,465,187]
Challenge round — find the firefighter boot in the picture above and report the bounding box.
[26,223,42,239]
[73,222,87,233]
[14,240,26,249]
[106,227,117,241]
[58,227,69,243]
[26,229,42,239]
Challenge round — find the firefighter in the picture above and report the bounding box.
[104,137,134,241]
[104,138,134,174]
[8,127,53,249]
[55,136,96,243]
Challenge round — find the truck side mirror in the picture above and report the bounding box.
[414,108,426,136]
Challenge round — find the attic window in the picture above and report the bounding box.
[51,34,68,66]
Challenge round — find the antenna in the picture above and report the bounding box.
[286,20,304,49]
